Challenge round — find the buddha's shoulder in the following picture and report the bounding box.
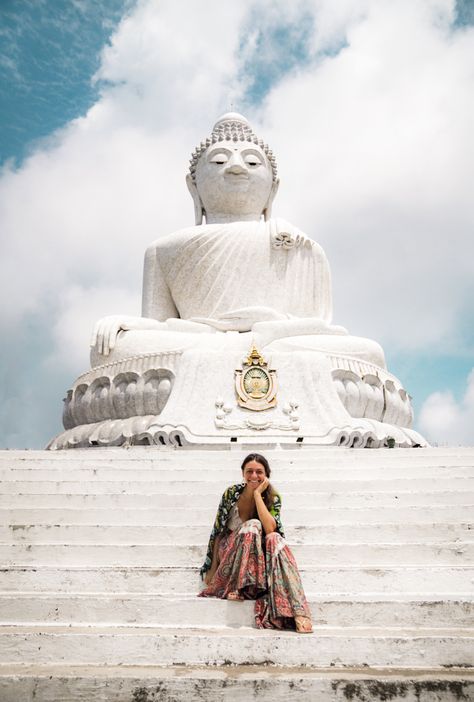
[146,225,202,253]
[145,222,247,253]
[269,218,327,257]
[145,219,326,257]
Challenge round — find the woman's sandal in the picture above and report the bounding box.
[295,616,313,633]
[227,591,244,601]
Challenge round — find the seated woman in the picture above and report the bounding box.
[199,453,313,633]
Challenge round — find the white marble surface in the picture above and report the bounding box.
[1,448,473,698]
[50,113,426,449]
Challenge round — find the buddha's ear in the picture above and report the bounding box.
[186,174,205,225]
[263,179,279,221]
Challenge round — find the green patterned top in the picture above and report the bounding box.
[200,483,284,578]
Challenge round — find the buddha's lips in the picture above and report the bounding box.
[225,173,249,181]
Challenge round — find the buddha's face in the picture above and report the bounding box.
[195,140,274,221]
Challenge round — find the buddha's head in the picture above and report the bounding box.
[187,113,279,224]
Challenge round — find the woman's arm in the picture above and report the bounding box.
[204,534,221,585]
[254,479,276,535]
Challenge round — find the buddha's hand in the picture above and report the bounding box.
[190,307,288,332]
[91,315,164,356]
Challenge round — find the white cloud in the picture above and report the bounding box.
[93,0,251,131]
[419,369,474,446]
[260,0,474,353]
[47,285,140,374]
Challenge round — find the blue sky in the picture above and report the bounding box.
[1,0,473,447]
[0,0,133,164]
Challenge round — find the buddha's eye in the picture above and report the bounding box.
[210,153,229,165]
[244,156,261,167]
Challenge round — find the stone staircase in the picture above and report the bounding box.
[0,447,473,701]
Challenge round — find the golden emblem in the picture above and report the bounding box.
[235,346,277,411]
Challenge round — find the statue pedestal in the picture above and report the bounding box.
[48,346,426,449]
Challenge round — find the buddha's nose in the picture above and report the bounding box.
[225,154,247,175]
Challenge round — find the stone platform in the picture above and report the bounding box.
[49,348,426,450]
[0,447,473,700]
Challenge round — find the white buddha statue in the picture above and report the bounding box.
[49,113,426,450]
[90,113,384,369]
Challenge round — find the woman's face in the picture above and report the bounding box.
[242,460,267,490]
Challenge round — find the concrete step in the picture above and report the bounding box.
[3,491,472,510]
[2,505,471,525]
[4,477,474,493]
[3,522,472,545]
[0,625,472,667]
[2,446,473,466]
[2,448,473,692]
[2,542,472,567]
[2,565,473,595]
[1,664,472,702]
[0,593,472,629]
[3,465,474,482]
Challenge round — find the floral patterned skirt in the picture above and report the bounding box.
[199,519,311,630]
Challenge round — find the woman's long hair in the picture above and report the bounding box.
[241,453,276,513]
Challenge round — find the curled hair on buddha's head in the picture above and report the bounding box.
[188,112,278,184]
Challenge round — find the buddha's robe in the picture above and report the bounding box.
[93,218,384,370]
[143,219,332,325]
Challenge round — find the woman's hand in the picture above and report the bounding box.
[253,478,276,534]
[254,477,269,496]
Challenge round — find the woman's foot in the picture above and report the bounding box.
[295,616,313,633]
[227,591,244,601]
